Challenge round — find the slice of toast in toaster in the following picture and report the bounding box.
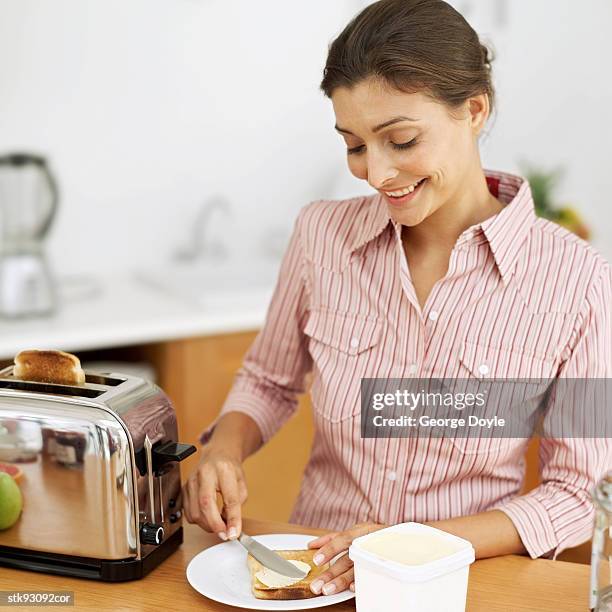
[13,349,86,386]
[246,548,330,600]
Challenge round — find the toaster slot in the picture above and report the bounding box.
[0,380,104,398]
[0,366,127,400]
[84,373,125,386]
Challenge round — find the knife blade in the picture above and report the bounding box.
[237,533,309,579]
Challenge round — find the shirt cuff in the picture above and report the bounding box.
[491,494,559,559]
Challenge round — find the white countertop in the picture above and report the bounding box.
[0,265,277,360]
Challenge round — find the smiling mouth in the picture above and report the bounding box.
[384,178,427,197]
[382,178,428,205]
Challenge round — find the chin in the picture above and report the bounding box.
[389,209,429,227]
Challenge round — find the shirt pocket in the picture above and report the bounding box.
[449,340,557,456]
[304,308,384,422]
[458,339,558,380]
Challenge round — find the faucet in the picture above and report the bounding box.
[173,195,232,262]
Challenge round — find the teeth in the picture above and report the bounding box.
[385,179,424,197]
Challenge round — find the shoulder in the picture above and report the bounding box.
[297,194,376,232]
[530,217,609,277]
[518,217,610,312]
[295,194,381,270]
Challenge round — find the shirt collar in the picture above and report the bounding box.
[479,169,537,285]
[349,169,536,286]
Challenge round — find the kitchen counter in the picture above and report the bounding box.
[0,517,591,611]
[0,270,275,360]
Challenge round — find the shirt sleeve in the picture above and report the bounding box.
[492,261,612,559]
[198,206,312,446]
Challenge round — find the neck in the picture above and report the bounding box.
[402,168,503,253]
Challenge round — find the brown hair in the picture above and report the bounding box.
[320,0,495,120]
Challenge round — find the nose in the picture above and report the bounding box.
[366,150,398,191]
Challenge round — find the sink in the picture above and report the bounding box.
[134,260,278,311]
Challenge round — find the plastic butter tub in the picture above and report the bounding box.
[348,522,475,612]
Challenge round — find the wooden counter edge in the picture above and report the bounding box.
[0,517,592,612]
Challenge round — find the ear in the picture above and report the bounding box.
[467,93,490,135]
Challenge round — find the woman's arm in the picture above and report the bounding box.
[205,411,263,462]
[487,264,612,559]
[306,511,526,595]
[306,510,527,595]
[426,510,526,559]
[185,207,313,539]
[183,412,261,539]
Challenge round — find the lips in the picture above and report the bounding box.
[384,178,426,197]
[382,178,428,207]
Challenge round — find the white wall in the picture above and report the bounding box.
[0,0,610,279]
[465,0,612,262]
[0,0,356,276]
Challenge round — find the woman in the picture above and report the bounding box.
[183,0,611,596]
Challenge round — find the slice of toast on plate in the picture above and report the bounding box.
[246,548,330,600]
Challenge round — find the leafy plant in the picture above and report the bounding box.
[520,162,590,240]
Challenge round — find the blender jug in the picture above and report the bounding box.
[591,472,612,611]
[0,153,58,317]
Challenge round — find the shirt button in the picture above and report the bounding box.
[478,364,490,376]
[408,363,418,375]
[386,471,397,481]
[350,337,359,349]
[428,310,439,321]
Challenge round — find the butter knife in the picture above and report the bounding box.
[238,533,309,579]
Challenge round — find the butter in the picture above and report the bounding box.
[255,560,311,588]
[358,531,461,565]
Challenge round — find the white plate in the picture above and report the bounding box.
[186,533,355,610]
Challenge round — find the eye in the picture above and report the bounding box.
[392,138,418,150]
[347,144,365,155]
[346,138,418,156]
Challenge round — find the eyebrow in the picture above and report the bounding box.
[334,116,419,136]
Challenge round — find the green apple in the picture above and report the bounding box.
[0,472,22,529]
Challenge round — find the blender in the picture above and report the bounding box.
[0,153,58,317]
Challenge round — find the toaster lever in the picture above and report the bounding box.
[152,441,196,474]
[144,435,156,524]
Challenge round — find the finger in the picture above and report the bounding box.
[181,482,192,523]
[311,552,352,588]
[226,479,248,532]
[217,464,243,539]
[349,582,355,592]
[323,566,354,596]
[224,478,248,512]
[311,561,354,596]
[307,531,339,549]
[237,475,249,504]
[197,467,227,537]
[186,477,207,528]
[189,476,218,533]
[312,532,353,566]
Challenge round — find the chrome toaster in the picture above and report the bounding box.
[0,365,195,581]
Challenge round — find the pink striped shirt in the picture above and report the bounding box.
[200,169,612,559]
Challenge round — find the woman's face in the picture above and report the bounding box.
[331,77,487,227]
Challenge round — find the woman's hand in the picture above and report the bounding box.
[306,522,387,595]
[181,443,248,541]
